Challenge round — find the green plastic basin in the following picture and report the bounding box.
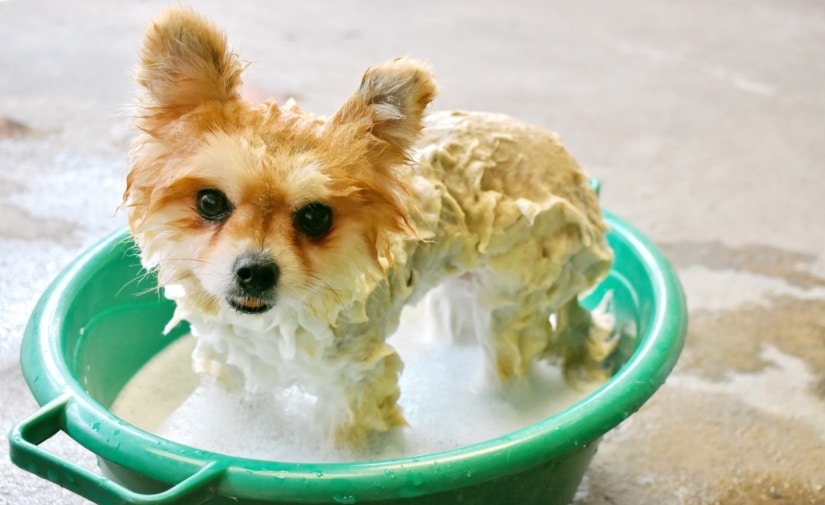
[8,210,686,505]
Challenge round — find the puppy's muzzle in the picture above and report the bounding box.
[228,252,278,314]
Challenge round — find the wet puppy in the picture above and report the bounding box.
[124,7,614,444]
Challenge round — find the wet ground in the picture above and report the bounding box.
[1,1,823,504]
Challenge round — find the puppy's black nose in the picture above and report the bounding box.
[234,253,279,297]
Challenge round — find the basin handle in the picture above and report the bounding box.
[9,395,227,505]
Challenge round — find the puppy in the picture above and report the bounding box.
[124,7,614,445]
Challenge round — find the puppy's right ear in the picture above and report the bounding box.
[136,7,243,130]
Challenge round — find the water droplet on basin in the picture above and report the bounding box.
[333,494,356,504]
[90,422,100,432]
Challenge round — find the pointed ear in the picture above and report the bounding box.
[333,58,437,153]
[136,7,243,128]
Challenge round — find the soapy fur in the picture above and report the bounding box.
[124,7,615,445]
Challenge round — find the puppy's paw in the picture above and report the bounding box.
[192,342,243,390]
[332,404,407,447]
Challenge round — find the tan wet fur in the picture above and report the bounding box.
[124,7,613,445]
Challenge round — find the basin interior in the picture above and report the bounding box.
[60,231,644,413]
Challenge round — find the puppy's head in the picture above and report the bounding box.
[124,8,437,317]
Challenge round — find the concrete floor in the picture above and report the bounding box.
[1,0,824,503]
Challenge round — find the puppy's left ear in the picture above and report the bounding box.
[333,58,437,156]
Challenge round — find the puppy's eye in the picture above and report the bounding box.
[196,189,232,222]
[294,202,333,238]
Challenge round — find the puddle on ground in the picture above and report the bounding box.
[0,117,37,139]
[574,239,825,505]
[576,382,825,504]
[713,471,825,505]
[662,240,825,392]
[682,296,825,390]
[660,240,825,290]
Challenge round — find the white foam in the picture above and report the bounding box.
[112,295,604,463]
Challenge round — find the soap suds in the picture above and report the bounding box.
[112,292,605,462]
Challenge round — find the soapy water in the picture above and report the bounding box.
[111,289,612,463]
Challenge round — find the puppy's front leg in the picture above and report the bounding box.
[326,341,407,445]
[474,293,557,383]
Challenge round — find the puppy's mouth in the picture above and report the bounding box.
[227,295,273,314]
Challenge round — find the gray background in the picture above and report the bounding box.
[1,1,823,503]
